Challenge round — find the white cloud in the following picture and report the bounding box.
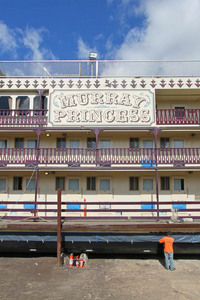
[77,37,96,59]
[0,21,55,60]
[19,27,55,60]
[0,21,17,56]
[103,0,200,76]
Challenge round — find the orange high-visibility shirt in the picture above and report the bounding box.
[159,236,174,253]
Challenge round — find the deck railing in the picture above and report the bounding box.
[0,147,200,166]
[156,109,200,125]
[0,109,199,126]
[0,110,48,126]
[0,200,200,221]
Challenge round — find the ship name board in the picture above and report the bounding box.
[50,90,155,126]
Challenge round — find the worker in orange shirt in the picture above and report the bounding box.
[159,232,175,271]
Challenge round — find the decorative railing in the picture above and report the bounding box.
[0,110,48,126]
[0,147,200,166]
[156,109,200,125]
[0,109,200,126]
[0,200,200,221]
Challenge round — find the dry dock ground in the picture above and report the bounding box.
[0,254,199,300]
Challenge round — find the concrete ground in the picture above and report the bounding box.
[0,254,199,300]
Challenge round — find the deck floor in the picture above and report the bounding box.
[1,219,200,233]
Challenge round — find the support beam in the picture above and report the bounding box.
[57,188,62,268]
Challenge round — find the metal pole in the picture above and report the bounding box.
[57,188,62,268]
[33,167,39,219]
[153,128,160,220]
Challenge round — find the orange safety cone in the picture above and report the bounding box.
[76,255,80,267]
[69,253,74,268]
[80,257,84,268]
[84,198,87,217]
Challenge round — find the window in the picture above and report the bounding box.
[57,138,66,148]
[174,179,184,191]
[100,140,111,148]
[13,177,22,190]
[0,140,7,148]
[143,140,153,148]
[175,106,185,118]
[130,138,139,148]
[26,179,35,191]
[130,177,139,191]
[0,96,12,110]
[27,140,37,148]
[69,140,80,148]
[99,179,111,191]
[173,140,184,148]
[33,95,47,110]
[161,177,170,190]
[56,177,65,190]
[15,138,24,148]
[68,178,79,191]
[87,138,96,148]
[143,179,153,191]
[87,177,96,190]
[160,138,169,149]
[16,96,30,110]
[0,178,6,190]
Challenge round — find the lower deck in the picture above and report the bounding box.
[0,219,200,254]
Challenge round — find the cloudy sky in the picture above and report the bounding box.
[0,0,200,61]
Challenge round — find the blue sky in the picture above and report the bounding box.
[0,0,200,61]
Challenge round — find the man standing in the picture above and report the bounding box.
[159,232,175,271]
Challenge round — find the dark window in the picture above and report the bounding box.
[130,138,139,148]
[57,138,66,148]
[160,138,170,149]
[33,96,47,110]
[174,179,184,191]
[56,177,65,190]
[87,177,96,190]
[16,96,30,110]
[13,177,22,190]
[175,106,185,118]
[130,177,139,191]
[161,177,170,190]
[87,138,96,148]
[0,96,12,110]
[15,138,24,148]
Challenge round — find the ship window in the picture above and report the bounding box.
[0,140,7,148]
[13,177,22,190]
[0,96,12,110]
[174,178,184,191]
[161,177,170,190]
[0,178,6,190]
[130,177,139,190]
[87,138,96,148]
[27,140,37,148]
[26,179,35,191]
[130,138,139,148]
[160,138,170,149]
[16,96,30,110]
[56,177,65,190]
[68,178,79,191]
[15,138,24,148]
[57,138,66,148]
[33,95,47,110]
[100,179,110,191]
[87,177,96,190]
[143,179,153,191]
[175,106,185,118]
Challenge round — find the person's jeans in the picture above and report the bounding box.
[164,251,174,270]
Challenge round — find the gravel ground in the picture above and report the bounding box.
[0,254,199,300]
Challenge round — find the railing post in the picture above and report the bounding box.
[153,128,160,220]
[57,188,62,268]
